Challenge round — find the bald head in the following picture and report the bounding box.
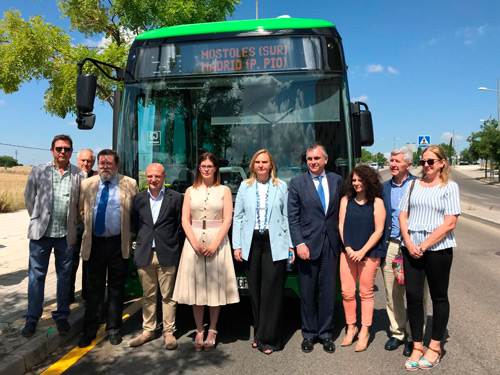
[146,163,166,197]
[77,149,95,174]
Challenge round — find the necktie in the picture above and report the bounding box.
[317,175,326,214]
[94,181,110,236]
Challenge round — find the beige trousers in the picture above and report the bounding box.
[137,251,177,334]
[381,239,428,341]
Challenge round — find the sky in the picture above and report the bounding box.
[1,0,500,166]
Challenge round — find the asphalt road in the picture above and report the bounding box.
[451,169,500,212]
[27,215,500,375]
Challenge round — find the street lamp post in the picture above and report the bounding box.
[478,78,499,127]
[478,79,499,181]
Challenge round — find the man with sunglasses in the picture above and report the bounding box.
[22,135,86,337]
[381,147,427,356]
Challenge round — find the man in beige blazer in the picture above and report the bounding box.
[78,149,138,348]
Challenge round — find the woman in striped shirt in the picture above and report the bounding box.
[399,145,460,371]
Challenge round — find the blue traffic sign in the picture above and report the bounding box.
[418,135,431,148]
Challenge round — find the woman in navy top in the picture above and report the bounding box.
[338,164,386,352]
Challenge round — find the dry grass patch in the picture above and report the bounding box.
[0,167,30,213]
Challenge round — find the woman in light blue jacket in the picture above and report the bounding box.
[233,149,294,355]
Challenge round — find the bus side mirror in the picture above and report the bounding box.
[76,74,97,130]
[351,101,374,158]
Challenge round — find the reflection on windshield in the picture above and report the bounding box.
[122,73,349,191]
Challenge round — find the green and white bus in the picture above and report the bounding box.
[76,17,374,296]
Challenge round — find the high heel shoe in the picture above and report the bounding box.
[405,347,425,371]
[203,329,218,351]
[341,326,359,347]
[193,329,204,352]
[418,347,442,370]
[354,331,370,352]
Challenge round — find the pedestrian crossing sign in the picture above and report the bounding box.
[418,135,431,148]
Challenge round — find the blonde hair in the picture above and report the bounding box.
[246,149,279,187]
[421,145,450,186]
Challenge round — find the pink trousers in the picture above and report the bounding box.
[339,253,381,327]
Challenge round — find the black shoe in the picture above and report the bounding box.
[56,319,70,335]
[21,322,37,337]
[301,338,315,353]
[384,337,404,351]
[109,333,122,345]
[69,295,76,304]
[403,341,413,357]
[78,336,95,348]
[322,338,335,353]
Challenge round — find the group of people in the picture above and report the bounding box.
[22,135,460,370]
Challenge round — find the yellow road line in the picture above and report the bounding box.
[41,300,141,375]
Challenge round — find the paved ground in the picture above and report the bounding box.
[0,165,498,375]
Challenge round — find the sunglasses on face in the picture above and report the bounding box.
[54,147,72,153]
[419,159,441,166]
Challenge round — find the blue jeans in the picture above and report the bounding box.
[25,236,73,323]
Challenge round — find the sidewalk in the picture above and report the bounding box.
[0,211,85,375]
[453,165,500,229]
[0,168,499,375]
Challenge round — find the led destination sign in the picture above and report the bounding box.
[135,37,324,77]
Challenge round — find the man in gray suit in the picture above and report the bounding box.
[22,135,86,337]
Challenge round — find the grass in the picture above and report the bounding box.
[0,166,30,213]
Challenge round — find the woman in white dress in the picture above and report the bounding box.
[173,152,239,351]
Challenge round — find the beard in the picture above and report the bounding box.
[99,170,117,182]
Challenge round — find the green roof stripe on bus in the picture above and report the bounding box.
[135,18,335,40]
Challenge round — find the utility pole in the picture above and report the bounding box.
[256,0,258,19]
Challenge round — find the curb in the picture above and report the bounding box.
[460,211,500,230]
[0,307,85,375]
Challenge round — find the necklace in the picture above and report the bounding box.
[256,179,269,234]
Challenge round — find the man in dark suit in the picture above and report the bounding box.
[129,163,184,349]
[78,149,138,348]
[288,143,343,354]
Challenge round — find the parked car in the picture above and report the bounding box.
[370,162,379,170]
[378,162,384,169]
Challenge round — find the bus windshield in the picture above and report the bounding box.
[117,72,351,193]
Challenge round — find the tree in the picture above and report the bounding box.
[466,119,500,180]
[374,152,386,164]
[459,147,475,163]
[0,155,19,169]
[360,148,373,163]
[438,142,456,162]
[0,0,240,118]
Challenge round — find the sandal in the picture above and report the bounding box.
[418,346,442,370]
[262,348,273,355]
[405,347,424,372]
[193,329,204,352]
[252,341,258,349]
[203,329,218,351]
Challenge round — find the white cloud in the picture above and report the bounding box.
[456,25,488,44]
[366,64,384,73]
[441,132,464,142]
[0,99,5,106]
[384,152,391,161]
[387,66,399,74]
[427,38,438,46]
[351,94,368,102]
[68,121,77,126]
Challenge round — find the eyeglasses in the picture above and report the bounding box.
[418,159,441,166]
[54,147,72,153]
[199,165,215,170]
